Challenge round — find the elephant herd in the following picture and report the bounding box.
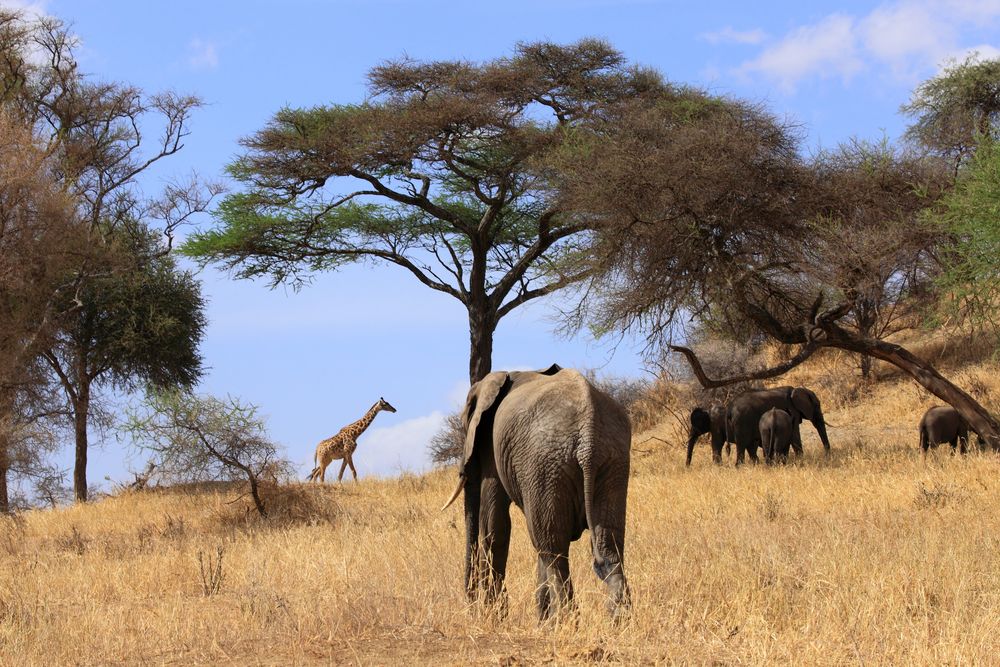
[687,386,980,465]
[444,366,976,623]
[686,385,831,465]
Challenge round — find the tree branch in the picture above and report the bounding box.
[668,343,819,389]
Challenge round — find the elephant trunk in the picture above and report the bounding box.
[685,430,700,466]
[812,410,831,452]
[462,467,482,600]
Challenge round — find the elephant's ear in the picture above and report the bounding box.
[538,363,562,375]
[461,372,510,470]
[690,407,711,434]
[790,387,815,420]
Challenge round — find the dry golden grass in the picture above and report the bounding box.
[4,338,1000,665]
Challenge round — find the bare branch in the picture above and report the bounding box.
[668,343,819,389]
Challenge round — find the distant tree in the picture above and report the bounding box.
[43,229,207,502]
[126,391,293,518]
[803,139,947,379]
[0,111,85,512]
[0,9,219,502]
[182,40,664,383]
[933,139,1000,329]
[428,410,465,466]
[556,91,1000,447]
[902,55,1000,171]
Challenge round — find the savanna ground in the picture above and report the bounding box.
[4,333,1000,665]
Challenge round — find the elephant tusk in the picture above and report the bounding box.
[440,475,465,511]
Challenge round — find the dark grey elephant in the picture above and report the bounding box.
[919,405,972,456]
[727,386,831,465]
[441,364,632,620]
[686,405,733,466]
[759,407,795,463]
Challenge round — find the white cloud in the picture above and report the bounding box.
[446,380,470,410]
[942,0,1000,22]
[861,3,953,73]
[187,38,219,71]
[1,0,49,18]
[734,1,1000,91]
[356,411,445,477]
[945,43,1000,66]
[738,14,863,91]
[701,26,768,45]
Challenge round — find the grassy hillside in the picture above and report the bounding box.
[4,336,1000,664]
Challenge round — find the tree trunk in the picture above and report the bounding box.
[468,305,495,384]
[859,353,873,381]
[73,386,90,503]
[855,301,876,381]
[0,389,13,513]
[0,461,8,514]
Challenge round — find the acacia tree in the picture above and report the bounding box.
[183,40,662,383]
[804,140,946,379]
[556,91,1000,448]
[0,111,83,512]
[1,10,217,502]
[902,55,1000,171]
[126,390,292,518]
[43,230,207,502]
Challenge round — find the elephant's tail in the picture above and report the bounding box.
[579,453,598,544]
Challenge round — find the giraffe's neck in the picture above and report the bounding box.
[347,402,383,438]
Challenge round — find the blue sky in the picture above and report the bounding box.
[8,0,999,485]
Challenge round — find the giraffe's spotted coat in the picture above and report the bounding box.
[307,398,396,482]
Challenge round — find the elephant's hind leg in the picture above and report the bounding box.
[535,547,574,621]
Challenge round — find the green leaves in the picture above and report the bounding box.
[903,55,1000,160]
[933,139,1000,327]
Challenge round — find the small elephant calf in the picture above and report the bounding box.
[919,405,972,456]
[759,407,795,463]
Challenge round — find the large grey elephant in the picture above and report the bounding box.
[919,405,972,456]
[686,405,733,466]
[727,386,831,465]
[441,364,632,621]
[759,407,795,463]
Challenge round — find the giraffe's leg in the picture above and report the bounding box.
[336,458,348,482]
[347,454,358,481]
[318,458,328,483]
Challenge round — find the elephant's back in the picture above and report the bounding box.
[499,369,629,448]
[731,388,789,424]
[492,370,629,523]
[921,405,965,433]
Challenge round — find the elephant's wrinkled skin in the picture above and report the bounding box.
[759,407,795,463]
[445,365,632,621]
[686,405,732,465]
[919,405,972,455]
[727,386,831,465]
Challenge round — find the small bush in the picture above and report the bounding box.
[428,411,465,466]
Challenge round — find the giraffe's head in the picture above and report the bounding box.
[378,397,397,413]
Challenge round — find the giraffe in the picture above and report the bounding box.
[307,397,397,483]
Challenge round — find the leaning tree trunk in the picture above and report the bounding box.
[72,385,91,503]
[827,326,1000,449]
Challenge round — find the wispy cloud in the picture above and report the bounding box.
[701,26,768,46]
[2,0,49,18]
[737,14,863,92]
[187,38,219,71]
[735,0,1000,92]
[356,411,445,477]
